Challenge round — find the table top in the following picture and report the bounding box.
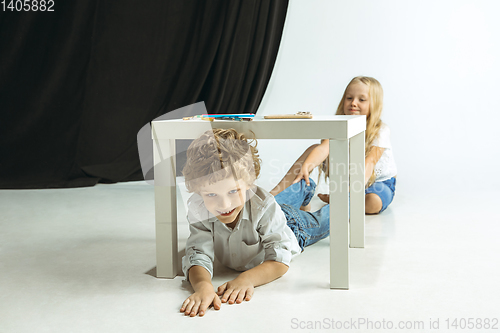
[152,115,365,140]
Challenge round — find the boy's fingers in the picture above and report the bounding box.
[245,289,254,301]
[180,298,190,312]
[198,299,211,317]
[184,300,194,316]
[227,290,239,304]
[235,290,246,304]
[216,283,227,295]
[190,304,199,317]
[213,295,222,310]
[221,289,233,303]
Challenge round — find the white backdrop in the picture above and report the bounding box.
[256,0,500,193]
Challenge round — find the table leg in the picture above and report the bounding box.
[349,131,365,248]
[329,139,349,289]
[153,138,178,278]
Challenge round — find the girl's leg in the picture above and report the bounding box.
[365,193,383,215]
[270,144,319,196]
[317,192,384,214]
[317,187,390,214]
[364,178,396,214]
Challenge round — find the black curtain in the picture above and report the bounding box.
[0,0,289,189]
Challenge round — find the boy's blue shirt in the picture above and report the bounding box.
[182,185,301,279]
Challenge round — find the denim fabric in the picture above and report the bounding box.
[274,179,330,250]
[365,177,396,213]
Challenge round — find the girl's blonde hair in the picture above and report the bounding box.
[320,76,384,187]
[182,128,261,193]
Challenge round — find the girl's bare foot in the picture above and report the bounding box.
[318,193,329,203]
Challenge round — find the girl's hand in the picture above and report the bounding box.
[180,286,221,317]
[292,164,314,186]
[216,276,254,304]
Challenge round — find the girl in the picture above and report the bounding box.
[270,76,397,214]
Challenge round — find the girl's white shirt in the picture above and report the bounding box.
[372,123,397,182]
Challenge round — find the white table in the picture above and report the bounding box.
[151,115,365,289]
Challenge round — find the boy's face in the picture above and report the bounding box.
[198,176,249,227]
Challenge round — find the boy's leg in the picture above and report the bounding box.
[280,203,330,250]
[276,178,331,249]
[274,178,316,210]
[300,202,312,212]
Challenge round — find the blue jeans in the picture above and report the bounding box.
[365,177,396,213]
[274,179,330,250]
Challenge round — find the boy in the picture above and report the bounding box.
[180,128,330,317]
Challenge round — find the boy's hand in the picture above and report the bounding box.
[180,286,221,317]
[217,276,254,304]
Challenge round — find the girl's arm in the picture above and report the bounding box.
[318,146,386,204]
[364,147,385,186]
[293,139,330,185]
[180,266,221,317]
[216,260,288,304]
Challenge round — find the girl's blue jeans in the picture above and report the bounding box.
[274,179,330,250]
[365,177,396,213]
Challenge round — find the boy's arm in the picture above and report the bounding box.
[181,203,217,317]
[217,199,294,304]
[216,260,288,304]
[180,266,221,317]
[240,260,289,286]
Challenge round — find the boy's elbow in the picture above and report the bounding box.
[266,260,289,278]
[277,261,289,277]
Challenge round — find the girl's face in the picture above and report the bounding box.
[343,82,370,117]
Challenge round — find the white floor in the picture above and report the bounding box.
[1,180,499,333]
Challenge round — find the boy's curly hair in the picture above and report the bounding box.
[182,128,261,193]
